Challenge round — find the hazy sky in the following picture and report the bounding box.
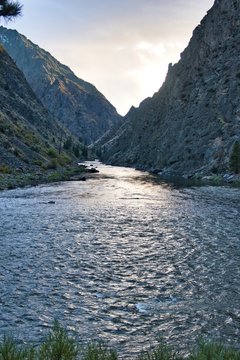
[6,0,214,115]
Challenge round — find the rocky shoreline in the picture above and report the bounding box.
[0,164,100,191]
[150,169,240,187]
[133,162,240,187]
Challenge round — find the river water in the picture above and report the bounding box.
[0,162,239,357]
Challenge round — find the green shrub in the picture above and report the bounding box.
[189,340,240,360]
[137,340,181,360]
[0,336,34,360]
[47,172,63,182]
[45,159,58,170]
[47,148,58,158]
[82,342,118,360]
[38,321,78,360]
[58,153,71,166]
[229,140,240,173]
[33,159,44,167]
[23,132,40,148]
[0,164,11,174]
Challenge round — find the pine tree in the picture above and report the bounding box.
[0,0,22,20]
[73,144,80,158]
[81,145,88,158]
[229,140,240,174]
[63,136,73,150]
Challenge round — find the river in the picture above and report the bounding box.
[0,162,239,357]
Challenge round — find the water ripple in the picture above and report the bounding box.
[0,163,240,357]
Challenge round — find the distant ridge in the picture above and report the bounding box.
[0,26,122,145]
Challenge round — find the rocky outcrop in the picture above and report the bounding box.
[99,0,240,175]
[0,46,77,171]
[0,26,121,145]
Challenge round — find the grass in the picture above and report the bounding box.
[38,322,78,360]
[189,340,240,360]
[137,340,181,360]
[0,164,93,191]
[0,323,240,360]
[81,343,118,360]
[0,336,36,360]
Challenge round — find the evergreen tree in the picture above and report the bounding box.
[229,140,240,174]
[81,145,88,158]
[0,0,22,20]
[63,136,73,150]
[73,144,80,158]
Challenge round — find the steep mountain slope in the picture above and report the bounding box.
[0,46,78,172]
[99,0,240,175]
[0,26,121,145]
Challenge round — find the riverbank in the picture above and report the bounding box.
[133,163,240,186]
[102,159,240,187]
[0,163,99,191]
[1,159,240,191]
[1,323,239,360]
[150,170,240,187]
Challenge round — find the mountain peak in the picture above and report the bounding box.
[0,26,122,145]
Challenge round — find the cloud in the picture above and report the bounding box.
[9,0,214,115]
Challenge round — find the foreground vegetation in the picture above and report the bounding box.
[0,323,239,360]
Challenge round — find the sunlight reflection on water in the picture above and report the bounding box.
[0,162,240,357]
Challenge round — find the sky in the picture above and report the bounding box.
[6,0,214,115]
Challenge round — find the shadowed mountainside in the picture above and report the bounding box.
[0,26,122,145]
[0,45,81,172]
[98,0,240,176]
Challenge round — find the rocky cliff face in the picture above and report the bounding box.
[0,46,77,171]
[100,0,240,175]
[0,26,121,145]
